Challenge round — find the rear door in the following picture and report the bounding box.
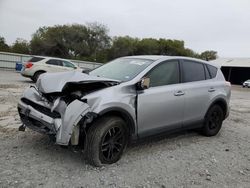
[180,60,211,127]
[137,60,185,137]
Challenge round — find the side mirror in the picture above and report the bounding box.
[137,77,150,90]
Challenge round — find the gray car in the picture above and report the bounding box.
[18,56,231,166]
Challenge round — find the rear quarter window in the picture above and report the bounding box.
[206,64,218,78]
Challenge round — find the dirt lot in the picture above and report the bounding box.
[0,71,250,188]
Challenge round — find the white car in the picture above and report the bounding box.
[242,79,250,88]
[21,56,80,82]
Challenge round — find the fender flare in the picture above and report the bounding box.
[206,98,228,119]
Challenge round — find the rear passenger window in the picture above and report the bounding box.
[182,60,205,82]
[46,59,63,66]
[207,64,217,78]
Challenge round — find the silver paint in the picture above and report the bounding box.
[18,56,231,145]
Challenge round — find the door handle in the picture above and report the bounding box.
[174,91,185,96]
[208,87,216,92]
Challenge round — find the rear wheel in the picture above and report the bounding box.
[86,116,128,166]
[201,105,224,136]
[32,71,44,83]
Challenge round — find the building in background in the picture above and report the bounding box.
[211,58,250,85]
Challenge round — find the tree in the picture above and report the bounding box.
[11,38,30,54]
[200,50,217,61]
[30,25,72,58]
[108,36,139,59]
[85,22,111,61]
[135,38,159,55]
[26,23,218,62]
[30,23,111,61]
[0,36,10,52]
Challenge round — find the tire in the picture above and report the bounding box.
[201,105,224,137]
[86,116,128,166]
[32,71,44,83]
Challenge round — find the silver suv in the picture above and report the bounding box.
[18,56,231,166]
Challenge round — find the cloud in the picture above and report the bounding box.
[0,0,250,57]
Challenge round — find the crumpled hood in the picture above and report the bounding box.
[36,71,119,94]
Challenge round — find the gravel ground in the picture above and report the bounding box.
[0,71,250,188]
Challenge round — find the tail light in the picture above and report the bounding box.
[25,62,33,68]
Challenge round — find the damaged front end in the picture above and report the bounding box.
[18,71,120,146]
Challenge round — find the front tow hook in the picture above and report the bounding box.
[18,124,26,131]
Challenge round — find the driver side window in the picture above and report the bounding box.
[146,60,180,87]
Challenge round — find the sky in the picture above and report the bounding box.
[0,0,250,57]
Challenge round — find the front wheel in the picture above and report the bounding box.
[201,105,224,136]
[86,116,128,166]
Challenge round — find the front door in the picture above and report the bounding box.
[137,60,184,137]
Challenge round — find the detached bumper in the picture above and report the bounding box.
[18,99,58,134]
[18,87,90,145]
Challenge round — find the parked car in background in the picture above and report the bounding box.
[242,79,250,88]
[21,56,80,82]
[18,56,231,166]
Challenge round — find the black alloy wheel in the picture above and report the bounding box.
[202,105,224,136]
[86,116,128,166]
[100,126,126,163]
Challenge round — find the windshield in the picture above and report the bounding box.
[89,58,153,81]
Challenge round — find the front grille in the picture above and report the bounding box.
[21,98,61,118]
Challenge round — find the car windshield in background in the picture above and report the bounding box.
[28,57,44,62]
[89,58,153,82]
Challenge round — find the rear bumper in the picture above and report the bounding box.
[21,68,34,78]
